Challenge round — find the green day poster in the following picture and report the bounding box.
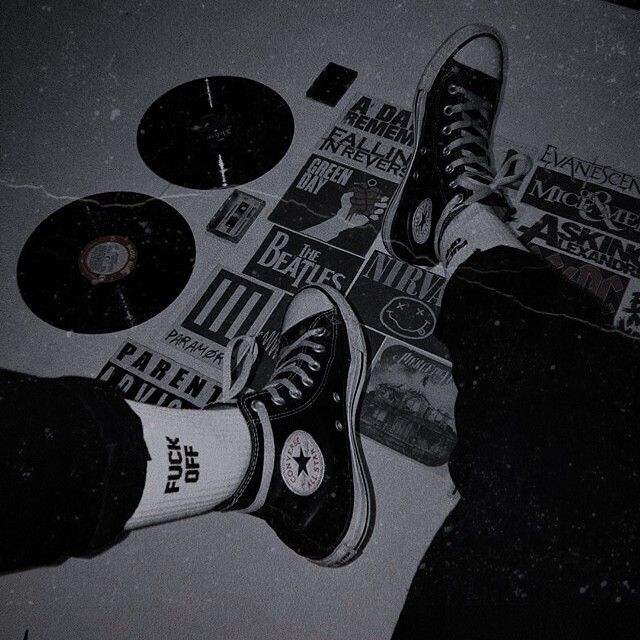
[268,95,414,258]
[268,154,397,257]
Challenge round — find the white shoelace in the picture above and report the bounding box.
[220,328,324,514]
[433,83,533,257]
[221,327,325,405]
[221,335,259,401]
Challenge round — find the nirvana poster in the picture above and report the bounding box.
[347,250,449,359]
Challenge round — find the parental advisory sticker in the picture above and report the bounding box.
[96,340,222,408]
[206,189,266,243]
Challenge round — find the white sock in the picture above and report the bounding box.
[125,402,252,530]
[439,202,527,278]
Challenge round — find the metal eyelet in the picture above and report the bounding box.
[272,396,285,407]
[442,125,451,135]
[448,180,457,189]
[302,376,313,387]
[251,399,265,413]
[289,388,302,400]
[445,164,454,174]
[315,327,326,337]
[312,345,325,353]
[447,83,458,95]
[412,170,420,180]
[442,145,451,156]
[450,194,464,210]
[443,105,453,116]
[309,360,321,372]
[332,392,340,403]
[335,420,343,432]
[418,146,428,155]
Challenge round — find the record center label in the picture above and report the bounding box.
[79,235,137,283]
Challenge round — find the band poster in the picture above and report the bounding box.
[269,95,413,258]
[96,89,640,467]
[513,143,640,329]
[97,340,222,409]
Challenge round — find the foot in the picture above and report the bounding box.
[218,285,374,567]
[382,24,528,266]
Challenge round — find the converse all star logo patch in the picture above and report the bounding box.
[411,198,432,245]
[280,430,325,496]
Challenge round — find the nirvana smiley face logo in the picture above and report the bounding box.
[380,296,436,340]
[280,430,325,496]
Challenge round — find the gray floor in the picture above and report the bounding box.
[1,1,639,638]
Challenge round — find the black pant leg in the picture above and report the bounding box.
[0,369,149,572]
[394,247,640,639]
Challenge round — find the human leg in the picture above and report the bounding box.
[394,244,640,638]
[124,402,251,529]
[2,285,374,571]
[385,24,640,638]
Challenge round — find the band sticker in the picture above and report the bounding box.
[360,341,457,466]
[206,189,265,243]
[507,143,640,335]
[280,430,325,496]
[268,154,396,257]
[96,340,222,408]
[162,265,281,375]
[347,250,449,359]
[521,165,640,242]
[316,95,414,184]
[243,225,363,293]
[535,144,640,199]
[515,205,631,316]
[530,243,627,318]
[615,281,640,338]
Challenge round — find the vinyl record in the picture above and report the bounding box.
[17,192,196,334]
[137,76,295,189]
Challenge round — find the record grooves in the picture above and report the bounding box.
[17,192,196,334]
[137,76,295,189]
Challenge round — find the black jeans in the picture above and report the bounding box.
[394,247,640,639]
[0,370,148,572]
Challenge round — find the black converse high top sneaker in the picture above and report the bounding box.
[217,285,374,567]
[382,24,530,266]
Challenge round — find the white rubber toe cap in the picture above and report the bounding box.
[282,287,334,333]
[453,34,502,79]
